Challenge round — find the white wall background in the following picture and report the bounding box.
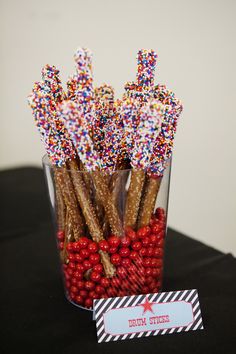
[1,0,236,255]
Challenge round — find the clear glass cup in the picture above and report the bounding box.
[43,155,171,311]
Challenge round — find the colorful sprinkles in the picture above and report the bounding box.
[28,47,183,174]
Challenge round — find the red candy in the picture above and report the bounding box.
[149,234,158,244]
[84,298,93,308]
[142,286,149,294]
[125,227,136,241]
[68,262,76,270]
[143,257,152,267]
[142,237,150,247]
[74,254,83,263]
[83,260,92,270]
[84,280,95,291]
[90,271,101,283]
[93,264,103,273]
[89,290,97,300]
[62,207,166,310]
[157,239,164,247]
[73,242,80,252]
[139,248,147,257]
[116,266,127,279]
[121,258,132,267]
[120,236,131,247]
[66,243,74,253]
[153,247,163,258]
[108,236,120,248]
[70,277,77,285]
[111,277,121,288]
[79,249,89,259]
[87,241,98,253]
[111,253,121,265]
[89,253,100,265]
[58,242,64,250]
[78,237,89,249]
[151,224,162,234]
[57,231,65,241]
[68,254,75,262]
[70,285,78,293]
[79,290,88,298]
[77,280,85,289]
[129,251,139,261]
[137,226,151,238]
[76,264,85,273]
[74,271,83,280]
[131,241,142,251]
[99,240,109,252]
[67,268,74,276]
[75,295,83,305]
[119,247,130,258]
[152,268,161,278]
[100,277,110,288]
[145,268,153,277]
[146,247,154,257]
[95,285,105,295]
[109,247,118,254]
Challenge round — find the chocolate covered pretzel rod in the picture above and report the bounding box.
[41,65,88,238]
[138,87,183,227]
[60,100,124,237]
[62,48,123,235]
[124,101,163,228]
[122,50,159,229]
[28,82,84,240]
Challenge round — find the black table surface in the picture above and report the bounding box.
[0,167,235,354]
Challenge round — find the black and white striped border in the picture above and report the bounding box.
[94,289,203,343]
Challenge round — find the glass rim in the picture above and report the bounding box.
[42,154,133,173]
[42,154,172,174]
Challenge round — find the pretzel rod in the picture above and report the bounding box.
[54,167,84,240]
[28,80,87,240]
[59,101,106,228]
[137,176,162,228]
[60,100,124,237]
[61,209,74,263]
[92,85,115,223]
[69,51,123,234]
[92,171,124,236]
[67,159,103,242]
[99,251,116,277]
[42,64,85,209]
[68,160,116,276]
[138,88,183,225]
[124,170,145,229]
[55,178,66,231]
[123,101,163,228]
[102,166,129,234]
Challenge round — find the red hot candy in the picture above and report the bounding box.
[63,209,166,309]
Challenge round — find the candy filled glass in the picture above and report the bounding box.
[43,155,171,311]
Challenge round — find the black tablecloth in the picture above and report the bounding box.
[0,167,235,354]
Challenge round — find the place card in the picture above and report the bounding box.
[94,289,203,343]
